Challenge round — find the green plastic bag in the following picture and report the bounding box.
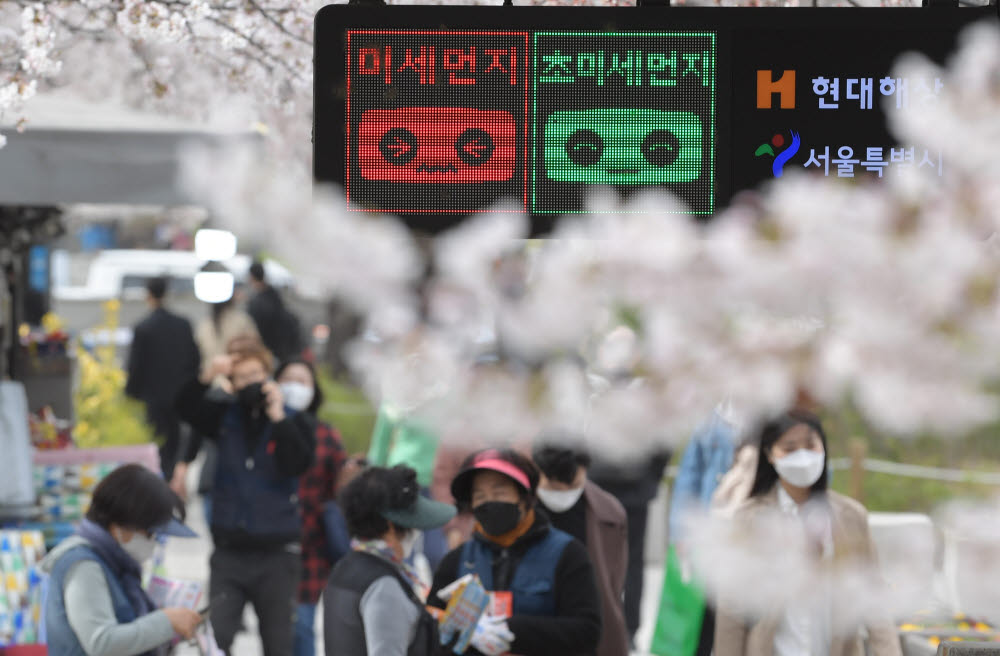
[650,545,706,656]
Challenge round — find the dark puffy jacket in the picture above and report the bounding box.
[430,511,602,656]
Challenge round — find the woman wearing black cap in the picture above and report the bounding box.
[324,465,456,656]
[429,448,602,656]
[40,463,201,656]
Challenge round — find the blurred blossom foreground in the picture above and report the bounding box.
[4,2,1000,652]
[184,21,1000,463]
[164,12,1000,649]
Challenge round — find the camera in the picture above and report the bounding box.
[237,382,268,410]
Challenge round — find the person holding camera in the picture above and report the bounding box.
[175,342,316,656]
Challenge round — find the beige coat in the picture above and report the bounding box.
[583,480,630,656]
[195,308,259,361]
[715,488,902,656]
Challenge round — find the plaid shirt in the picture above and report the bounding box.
[298,420,347,604]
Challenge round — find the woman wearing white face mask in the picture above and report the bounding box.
[714,411,902,656]
[324,465,456,656]
[274,358,348,656]
[40,464,201,656]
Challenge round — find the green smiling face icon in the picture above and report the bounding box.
[544,109,702,184]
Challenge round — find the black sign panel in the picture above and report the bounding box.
[314,5,997,233]
[732,26,969,193]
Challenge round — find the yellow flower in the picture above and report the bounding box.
[41,312,65,333]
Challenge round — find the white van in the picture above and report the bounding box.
[53,249,296,301]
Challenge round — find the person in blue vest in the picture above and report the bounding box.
[429,448,602,656]
[40,463,202,656]
[175,340,316,656]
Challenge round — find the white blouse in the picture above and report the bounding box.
[772,485,832,656]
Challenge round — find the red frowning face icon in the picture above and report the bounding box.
[358,108,516,183]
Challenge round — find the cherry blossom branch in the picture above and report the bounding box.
[245,0,311,47]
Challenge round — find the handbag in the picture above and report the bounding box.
[650,545,706,656]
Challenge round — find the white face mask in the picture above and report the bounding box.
[279,382,314,412]
[400,529,420,560]
[118,530,158,564]
[773,449,826,488]
[537,486,585,514]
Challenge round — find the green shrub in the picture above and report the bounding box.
[823,402,1000,513]
[315,367,376,456]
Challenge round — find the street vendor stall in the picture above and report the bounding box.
[0,441,160,651]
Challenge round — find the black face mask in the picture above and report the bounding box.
[473,501,522,536]
[237,382,266,410]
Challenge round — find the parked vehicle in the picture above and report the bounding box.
[53,249,295,301]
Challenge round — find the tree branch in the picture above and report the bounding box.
[246,0,312,47]
[203,13,305,81]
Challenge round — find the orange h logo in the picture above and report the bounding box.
[757,70,796,109]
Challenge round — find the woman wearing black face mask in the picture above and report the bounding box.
[428,449,602,656]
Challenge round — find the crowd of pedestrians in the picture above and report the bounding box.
[52,269,902,656]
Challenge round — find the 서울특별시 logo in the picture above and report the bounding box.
[754,129,801,177]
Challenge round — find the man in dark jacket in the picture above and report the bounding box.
[430,448,602,656]
[125,276,200,480]
[175,341,315,656]
[533,444,629,656]
[590,448,672,645]
[247,260,302,362]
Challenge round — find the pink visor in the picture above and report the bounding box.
[472,457,532,491]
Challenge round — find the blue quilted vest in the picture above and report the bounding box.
[212,404,301,539]
[45,544,148,656]
[459,528,573,617]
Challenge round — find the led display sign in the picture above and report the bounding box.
[531,32,716,215]
[315,5,997,232]
[346,31,529,214]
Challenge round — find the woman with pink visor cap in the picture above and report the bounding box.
[429,448,602,656]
